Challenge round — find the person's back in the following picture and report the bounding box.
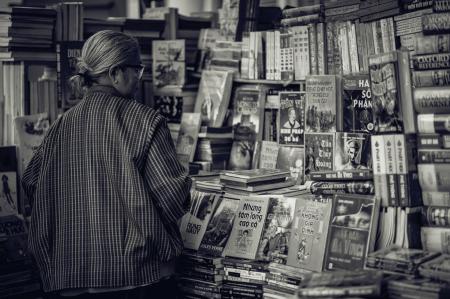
[22,30,191,297]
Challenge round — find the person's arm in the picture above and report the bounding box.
[22,143,44,207]
[144,118,192,225]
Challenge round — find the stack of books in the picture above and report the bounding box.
[419,254,450,283]
[323,0,360,22]
[387,276,450,299]
[0,6,56,60]
[281,3,323,27]
[264,263,310,298]
[176,251,223,298]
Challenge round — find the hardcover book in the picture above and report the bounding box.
[0,146,18,217]
[180,190,222,251]
[175,112,202,169]
[287,195,332,271]
[194,70,233,127]
[334,132,372,171]
[413,87,450,114]
[221,168,290,184]
[324,194,380,271]
[305,75,339,133]
[256,196,297,264]
[304,133,334,177]
[342,75,374,133]
[198,197,240,257]
[152,40,185,88]
[368,51,404,133]
[276,146,305,184]
[278,91,306,146]
[223,196,270,260]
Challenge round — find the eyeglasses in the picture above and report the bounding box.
[122,63,145,79]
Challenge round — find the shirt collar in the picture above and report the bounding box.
[86,85,123,98]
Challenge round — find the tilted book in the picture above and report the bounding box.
[287,195,332,271]
[324,193,380,271]
[278,91,306,146]
[223,196,270,260]
[175,112,202,169]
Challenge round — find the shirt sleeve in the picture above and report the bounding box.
[144,117,192,225]
[22,143,44,206]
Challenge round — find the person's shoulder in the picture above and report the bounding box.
[123,99,165,127]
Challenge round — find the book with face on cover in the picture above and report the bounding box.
[276,146,305,185]
[278,91,306,146]
[334,132,372,172]
[175,112,202,169]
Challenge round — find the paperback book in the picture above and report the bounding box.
[278,91,306,146]
[276,146,305,184]
[56,41,83,110]
[152,40,185,88]
[334,132,372,171]
[257,141,279,169]
[175,112,202,169]
[342,74,374,132]
[304,133,334,177]
[0,146,18,216]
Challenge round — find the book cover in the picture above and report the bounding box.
[152,40,185,88]
[287,195,332,271]
[256,196,297,264]
[198,197,240,257]
[334,132,372,172]
[175,112,202,169]
[324,194,379,271]
[154,90,196,123]
[305,75,338,133]
[56,41,84,110]
[278,91,306,146]
[304,133,334,177]
[276,146,305,185]
[0,146,18,217]
[342,75,374,133]
[181,190,222,251]
[0,215,29,264]
[369,52,403,133]
[223,196,270,260]
[194,70,233,127]
[421,227,450,254]
[258,141,280,169]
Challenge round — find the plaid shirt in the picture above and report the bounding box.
[22,85,191,292]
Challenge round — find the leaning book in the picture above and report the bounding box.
[175,112,202,169]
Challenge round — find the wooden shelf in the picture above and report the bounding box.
[190,71,305,86]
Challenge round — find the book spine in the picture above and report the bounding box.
[415,35,450,55]
[413,86,450,114]
[422,191,450,206]
[418,163,450,191]
[366,23,376,57]
[275,30,281,80]
[398,50,417,134]
[348,22,360,73]
[394,134,408,207]
[384,135,398,206]
[317,23,326,75]
[249,32,255,80]
[412,69,450,87]
[371,135,389,207]
[309,170,373,181]
[422,206,450,226]
[418,114,450,133]
[396,16,424,36]
[333,22,343,75]
[434,0,450,12]
[265,32,271,80]
[340,24,351,75]
[388,18,396,51]
[380,18,390,53]
[282,4,322,18]
[413,53,450,70]
[418,149,450,163]
[281,14,322,27]
[309,23,318,75]
[422,12,450,34]
[326,22,335,74]
[417,133,450,148]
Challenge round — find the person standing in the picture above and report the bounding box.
[22,30,191,298]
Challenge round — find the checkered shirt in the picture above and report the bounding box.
[22,85,191,292]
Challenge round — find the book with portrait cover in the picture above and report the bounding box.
[223,196,270,260]
[276,146,305,184]
[324,194,380,271]
[194,70,233,127]
[304,133,335,177]
[175,112,202,169]
[0,146,18,217]
[56,41,84,110]
[152,39,185,89]
[180,190,222,251]
[256,196,297,264]
[198,197,240,257]
[229,85,266,170]
[368,51,404,133]
[342,74,374,133]
[287,195,333,272]
[334,132,372,172]
[0,215,30,264]
[305,75,340,133]
[278,91,306,146]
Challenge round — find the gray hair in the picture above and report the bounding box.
[69,30,140,95]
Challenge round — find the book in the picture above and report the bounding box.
[154,89,196,123]
[256,196,297,264]
[194,70,233,127]
[419,114,450,133]
[305,181,375,196]
[229,85,266,170]
[305,75,339,133]
[276,146,305,184]
[0,215,29,264]
[418,133,450,149]
[257,141,279,169]
[419,164,450,191]
[152,40,185,88]
[419,149,450,163]
[175,112,202,169]
[419,254,450,283]
[387,276,450,299]
[56,41,83,110]
[304,133,334,177]
[422,12,450,34]
[223,196,270,260]
[0,146,18,217]
[290,26,310,81]
[221,169,290,184]
[412,70,450,87]
[421,227,450,254]
[198,197,240,257]
[368,51,404,133]
[422,207,450,227]
[342,74,374,133]
[334,132,372,172]
[422,191,450,206]
[413,53,450,70]
[324,194,380,271]
[180,190,222,251]
[278,91,306,146]
[414,87,450,114]
[287,195,332,271]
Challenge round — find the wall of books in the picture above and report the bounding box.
[2,0,450,298]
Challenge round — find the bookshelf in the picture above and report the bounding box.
[191,71,304,87]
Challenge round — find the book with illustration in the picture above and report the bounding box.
[287,195,333,272]
[223,196,270,260]
[0,215,30,264]
[256,196,297,264]
[154,89,196,123]
[0,146,18,217]
[198,197,240,257]
[334,132,372,172]
[278,91,306,146]
[175,112,202,169]
[324,193,380,271]
[304,133,335,177]
[152,39,185,88]
[276,146,305,184]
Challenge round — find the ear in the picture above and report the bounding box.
[108,66,122,85]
